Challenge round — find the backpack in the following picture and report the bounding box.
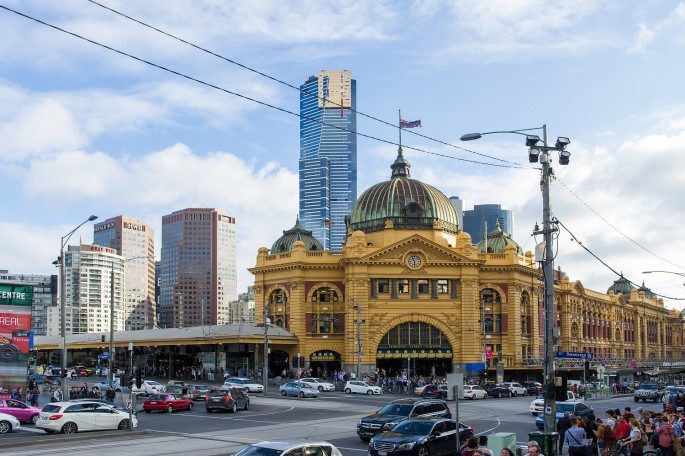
[604,425,616,442]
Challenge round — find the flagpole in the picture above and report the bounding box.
[398,109,402,149]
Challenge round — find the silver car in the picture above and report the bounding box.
[234,440,342,456]
[280,382,319,398]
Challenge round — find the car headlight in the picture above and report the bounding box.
[383,422,398,430]
[396,442,416,450]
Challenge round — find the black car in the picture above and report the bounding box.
[521,381,540,396]
[485,384,512,398]
[368,417,473,456]
[205,387,249,413]
[357,399,452,441]
[420,385,447,400]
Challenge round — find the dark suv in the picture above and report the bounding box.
[205,387,249,413]
[368,417,474,456]
[357,398,452,441]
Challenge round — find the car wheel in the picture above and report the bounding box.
[367,390,373,395]
[416,445,430,456]
[145,409,151,413]
[345,388,352,394]
[244,399,249,411]
[496,392,501,398]
[206,408,213,413]
[31,414,39,424]
[0,421,11,434]
[299,391,306,398]
[532,412,538,416]
[167,404,173,413]
[187,401,193,410]
[281,390,287,396]
[231,402,238,413]
[318,386,324,392]
[634,398,639,402]
[245,388,250,394]
[61,422,78,434]
[118,419,131,430]
[482,394,487,400]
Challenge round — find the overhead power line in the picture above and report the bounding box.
[0,3,528,170]
[84,0,522,167]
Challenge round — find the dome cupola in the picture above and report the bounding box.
[271,216,323,253]
[348,148,459,234]
[475,219,522,254]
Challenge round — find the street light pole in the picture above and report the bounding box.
[263,294,269,396]
[59,215,98,396]
[108,261,115,388]
[461,125,571,434]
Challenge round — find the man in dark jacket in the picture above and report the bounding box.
[557,411,573,455]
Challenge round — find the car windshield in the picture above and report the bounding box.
[235,446,284,456]
[147,394,166,400]
[392,420,435,435]
[641,384,658,390]
[378,403,414,416]
[557,404,576,413]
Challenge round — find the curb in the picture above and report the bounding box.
[0,429,152,450]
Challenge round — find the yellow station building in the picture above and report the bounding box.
[251,149,685,382]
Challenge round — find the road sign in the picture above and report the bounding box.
[98,352,110,360]
[556,351,593,360]
[597,365,606,376]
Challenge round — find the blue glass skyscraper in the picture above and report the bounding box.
[299,70,357,250]
[462,204,514,244]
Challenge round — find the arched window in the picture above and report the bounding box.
[310,287,342,334]
[267,288,288,329]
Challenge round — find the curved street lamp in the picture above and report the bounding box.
[461,124,571,434]
[58,215,98,396]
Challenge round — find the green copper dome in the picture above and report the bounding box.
[271,216,323,253]
[607,274,635,296]
[476,220,523,254]
[348,148,459,234]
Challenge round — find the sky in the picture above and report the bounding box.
[1,0,685,309]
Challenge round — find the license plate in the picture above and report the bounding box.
[379,452,387,456]
[150,401,157,404]
[42,417,48,420]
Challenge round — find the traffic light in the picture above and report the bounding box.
[584,360,590,379]
[101,335,105,343]
[555,376,568,402]
[136,367,142,389]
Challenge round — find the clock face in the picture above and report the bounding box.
[407,255,422,268]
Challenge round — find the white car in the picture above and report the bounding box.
[299,378,335,392]
[463,385,488,400]
[344,380,383,395]
[234,440,343,456]
[530,391,580,415]
[500,382,527,396]
[224,377,264,393]
[0,411,21,434]
[131,380,164,396]
[36,401,137,434]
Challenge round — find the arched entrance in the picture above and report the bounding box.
[270,350,290,377]
[309,350,342,378]
[376,322,452,377]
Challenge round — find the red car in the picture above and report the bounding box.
[0,398,42,424]
[143,393,193,413]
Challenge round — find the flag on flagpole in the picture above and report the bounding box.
[400,119,421,128]
[324,219,334,226]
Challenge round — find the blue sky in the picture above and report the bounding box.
[2,1,685,307]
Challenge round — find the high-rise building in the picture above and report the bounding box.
[0,270,57,336]
[158,208,237,328]
[46,244,125,335]
[299,70,357,250]
[228,286,255,323]
[93,215,156,330]
[449,196,465,231]
[462,204,514,244]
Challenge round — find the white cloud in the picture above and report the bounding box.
[628,3,685,53]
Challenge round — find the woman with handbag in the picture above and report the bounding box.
[620,418,644,456]
[641,411,656,450]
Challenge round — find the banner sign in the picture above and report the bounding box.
[0,284,33,306]
[0,284,33,398]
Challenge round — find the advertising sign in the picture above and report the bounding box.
[485,345,493,360]
[0,284,33,398]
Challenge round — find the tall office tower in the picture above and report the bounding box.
[0,270,57,336]
[158,208,237,328]
[449,196,465,231]
[45,244,125,335]
[93,216,156,330]
[462,204,514,244]
[299,70,357,250]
